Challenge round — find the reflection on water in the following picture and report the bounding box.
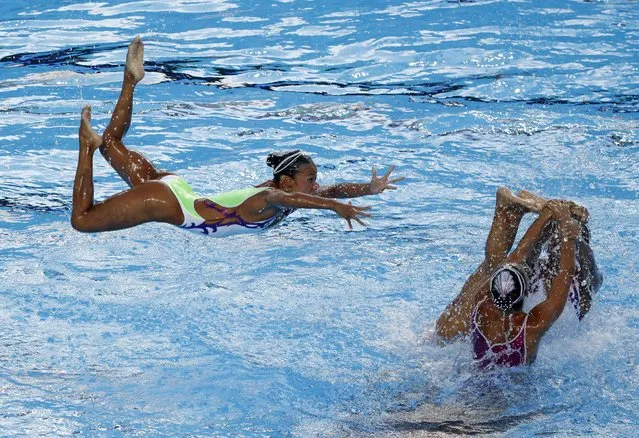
[1,0,638,436]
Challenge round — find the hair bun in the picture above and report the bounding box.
[265,152,279,168]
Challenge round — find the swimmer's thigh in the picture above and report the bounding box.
[73,181,182,232]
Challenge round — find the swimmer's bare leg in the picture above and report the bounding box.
[484,187,539,269]
[72,106,103,225]
[100,36,169,187]
[72,106,182,232]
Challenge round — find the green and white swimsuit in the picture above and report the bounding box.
[159,175,294,236]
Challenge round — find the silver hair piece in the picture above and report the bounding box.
[273,151,304,175]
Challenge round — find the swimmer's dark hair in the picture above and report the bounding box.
[267,150,314,181]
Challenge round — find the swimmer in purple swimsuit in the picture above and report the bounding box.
[71,36,403,235]
[436,188,598,368]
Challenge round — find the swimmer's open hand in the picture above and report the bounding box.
[545,199,589,224]
[334,201,372,229]
[368,165,405,194]
[544,200,571,221]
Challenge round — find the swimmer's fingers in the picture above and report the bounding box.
[382,165,396,180]
[344,204,371,228]
[379,177,406,191]
[353,216,368,227]
[352,208,370,227]
[369,167,403,194]
[389,176,405,184]
[560,218,582,240]
[545,199,568,218]
[356,205,373,214]
[336,202,371,226]
[568,202,590,223]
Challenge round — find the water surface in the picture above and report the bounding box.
[1,0,638,436]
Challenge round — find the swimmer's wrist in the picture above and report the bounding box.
[539,207,553,219]
[329,199,342,211]
[559,223,580,240]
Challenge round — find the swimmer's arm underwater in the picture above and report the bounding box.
[264,189,371,228]
[314,166,404,199]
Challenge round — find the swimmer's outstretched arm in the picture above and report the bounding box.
[314,165,404,198]
[264,189,371,229]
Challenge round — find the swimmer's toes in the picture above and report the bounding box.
[125,35,145,83]
[81,105,92,121]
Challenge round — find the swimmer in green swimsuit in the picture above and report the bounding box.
[72,36,404,236]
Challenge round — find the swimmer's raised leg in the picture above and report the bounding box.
[72,105,105,227]
[484,187,538,268]
[71,106,182,232]
[100,36,169,188]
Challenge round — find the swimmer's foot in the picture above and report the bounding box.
[125,35,145,84]
[79,106,102,153]
[496,187,539,213]
[519,190,589,222]
[518,190,546,212]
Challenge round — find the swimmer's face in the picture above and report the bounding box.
[290,162,319,194]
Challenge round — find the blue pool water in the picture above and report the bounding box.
[1,0,638,435]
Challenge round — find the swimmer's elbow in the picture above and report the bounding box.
[435,332,452,346]
[435,320,461,344]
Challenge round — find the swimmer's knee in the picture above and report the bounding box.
[70,214,93,233]
[435,307,471,343]
[435,324,456,344]
[496,186,509,198]
[101,129,112,141]
[101,130,126,150]
[435,319,447,341]
[70,215,86,232]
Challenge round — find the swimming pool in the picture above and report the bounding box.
[1,0,637,435]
